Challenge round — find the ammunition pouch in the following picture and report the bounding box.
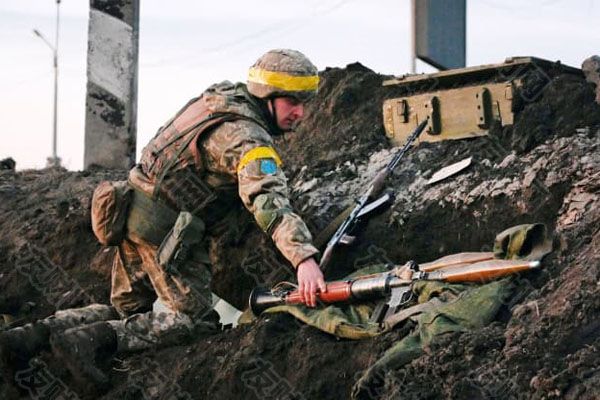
[156,211,205,272]
[126,188,206,271]
[126,188,179,246]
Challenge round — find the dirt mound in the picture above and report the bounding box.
[0,168,126,324]
[1,63,599,400]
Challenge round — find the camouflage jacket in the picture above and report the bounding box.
[129,81,319,268]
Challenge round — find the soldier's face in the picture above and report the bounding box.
[270,97,305,131]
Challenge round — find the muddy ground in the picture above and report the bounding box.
[1,61,599,399]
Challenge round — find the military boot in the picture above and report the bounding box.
[49,321,117,388]
[0,322,51,385]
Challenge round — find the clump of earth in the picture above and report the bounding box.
[1,60,599,399]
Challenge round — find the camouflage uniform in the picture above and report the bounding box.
[99,79,318,351]
[28,80,317,354]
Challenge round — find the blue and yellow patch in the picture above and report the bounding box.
[259,158,278,175]
[238,146,283,175]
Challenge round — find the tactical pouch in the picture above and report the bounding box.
[156,211,205,271]
[91,181,133,246]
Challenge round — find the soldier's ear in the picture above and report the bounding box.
[266,98,275,115]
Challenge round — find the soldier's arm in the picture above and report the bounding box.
[204,120,319,268]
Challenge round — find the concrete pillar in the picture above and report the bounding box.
[84,0,139,170]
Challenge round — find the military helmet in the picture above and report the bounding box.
[247,49,319,102]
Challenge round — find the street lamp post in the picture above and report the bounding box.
[33,0,61,168]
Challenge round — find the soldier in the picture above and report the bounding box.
[0,49,326,388]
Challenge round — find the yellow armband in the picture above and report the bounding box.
[237,146,283,175]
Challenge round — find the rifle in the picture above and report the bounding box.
[319,118,429,271]
[249,256,540,326]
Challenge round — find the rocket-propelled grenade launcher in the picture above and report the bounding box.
[250,255,541,325]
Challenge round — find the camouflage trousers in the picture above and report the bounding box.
[110,234,213,319]
[39,303,120,332]
[107,233,217,351]
[37,304,205,353]
[36,233,216,353]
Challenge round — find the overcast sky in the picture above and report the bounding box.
[1,0,598,170]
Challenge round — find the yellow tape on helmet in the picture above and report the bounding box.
[248,68,319,92]
[237,146,283,175]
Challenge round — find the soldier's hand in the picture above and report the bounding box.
[297,258,327,307]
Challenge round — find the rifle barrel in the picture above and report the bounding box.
[319,118,429,271]
[387,119,429,171]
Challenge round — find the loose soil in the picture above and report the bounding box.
[1,61,599,400]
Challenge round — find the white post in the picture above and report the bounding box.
[84,0,140,170]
